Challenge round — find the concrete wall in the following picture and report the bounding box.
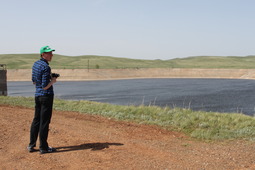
[7,68,255,81]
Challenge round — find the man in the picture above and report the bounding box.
[27,46,58,154]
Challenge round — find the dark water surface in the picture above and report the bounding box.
[7,79,255,116]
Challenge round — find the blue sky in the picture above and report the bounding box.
[1,0,254,60]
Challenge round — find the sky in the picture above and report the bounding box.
[1,0,255,60]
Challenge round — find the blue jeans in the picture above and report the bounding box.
[29,95,54,150]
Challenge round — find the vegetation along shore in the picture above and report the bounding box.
[0,96,254,141]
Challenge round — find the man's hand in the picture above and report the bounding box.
[51,77,57,84]
[43,77,57,90]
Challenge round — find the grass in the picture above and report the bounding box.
[1,54,255,69]
[1,96,255,141]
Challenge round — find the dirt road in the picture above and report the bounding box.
[0,105,254,170]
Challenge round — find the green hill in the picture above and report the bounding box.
[1,54,255,69]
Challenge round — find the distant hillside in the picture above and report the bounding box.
[171,56,255,69]
[1,54,255,69]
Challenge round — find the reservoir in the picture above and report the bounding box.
[7,78,255,116]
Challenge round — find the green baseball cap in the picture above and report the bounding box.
[40,46,55,54]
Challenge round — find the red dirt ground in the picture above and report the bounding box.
[0,105,254,170]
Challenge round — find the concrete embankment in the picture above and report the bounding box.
[6,68,255,81]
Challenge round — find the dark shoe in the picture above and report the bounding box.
[27,146,36,153]
[40,147,57,154]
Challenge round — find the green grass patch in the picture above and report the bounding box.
[1,96,255,141]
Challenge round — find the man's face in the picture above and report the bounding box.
[42,52,53,62]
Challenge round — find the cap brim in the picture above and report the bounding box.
[44,49,55,52]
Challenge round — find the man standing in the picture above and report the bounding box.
[27,46,58,154]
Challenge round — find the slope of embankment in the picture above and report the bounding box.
[7,68,255,81]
